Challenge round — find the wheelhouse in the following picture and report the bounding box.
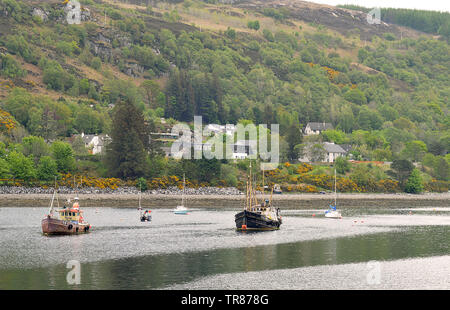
[57,209,82,222]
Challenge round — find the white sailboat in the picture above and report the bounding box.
[174,174,189,214]
[325,169,342,219]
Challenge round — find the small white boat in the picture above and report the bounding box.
[324,169,342,219]
[325,209,342,218]
[174,174,189,214]
[174,205,189,215]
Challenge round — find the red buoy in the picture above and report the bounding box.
[241,224,247,230]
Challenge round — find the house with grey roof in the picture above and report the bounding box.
[72,133,111,155]
[298,142,346,163]
[304,122,333,135]
[323,142,346,163]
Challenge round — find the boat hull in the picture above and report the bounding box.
[42,216,91,235]
[325,211,342,218]
[174,211,188,214]
[235,210,281,231]
[174,206,188,214]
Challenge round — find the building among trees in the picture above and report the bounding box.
[304,122,334,135]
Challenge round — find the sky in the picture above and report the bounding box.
[311,0,450,12]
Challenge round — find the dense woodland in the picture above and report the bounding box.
[0,0,448,193]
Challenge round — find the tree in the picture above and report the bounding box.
[74,107,104,134]
[388,159,414,188]
[50,141,75,173]
[136,177,147,191]
[335,156,350,174]
[140,80,161,108]
[404,169,424,194]
[7,151,36,181]
[402,140,427,162]
[0,158,11,178]
[105,100,149,179]
[434,157,449,181]
[37,156,58,181]
[21,136,49,164]
[322,129,346,144]
[344,88,367,105]
[286,123,303,162]
[308,143,326,162]
[350,164,372,189]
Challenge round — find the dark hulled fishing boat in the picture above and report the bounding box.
[235,163,282,231]
[235,207,282,231]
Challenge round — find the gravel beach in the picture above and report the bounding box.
[0,186,448,208]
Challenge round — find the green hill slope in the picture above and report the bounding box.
[0,0,448,189]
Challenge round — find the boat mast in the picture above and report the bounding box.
[249,161,252,208]
[139,183,142,209]
[182,173,185,206]
[262,167,265,197]
[334,168,337,207]
[246,180,249,211]
[48,177,57,215]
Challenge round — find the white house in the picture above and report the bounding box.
[298,142,346,163]
[323,142,346,163]
[78,133,111,155]
[304,122,333,135]
[204,124,236,136]
[231,140,257,159]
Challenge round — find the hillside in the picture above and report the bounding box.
[0,0,448,192]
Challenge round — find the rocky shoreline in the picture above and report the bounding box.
[0,186,448,208]
[0,186,242,196]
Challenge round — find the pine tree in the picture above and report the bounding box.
[105,100,149,179]
[286,123,303,162]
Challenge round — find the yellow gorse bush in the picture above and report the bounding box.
[0,109,16,133]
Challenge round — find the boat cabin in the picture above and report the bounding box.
[57,209,83,223]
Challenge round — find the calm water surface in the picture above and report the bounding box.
[0,205,449,289]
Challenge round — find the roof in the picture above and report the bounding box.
[306,122,333,131]
[323,142,346,153]
[340,144,353,153]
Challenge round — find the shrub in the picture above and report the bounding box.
[404,169,424,193]
[247,20,260,31]
[0,54,26,79]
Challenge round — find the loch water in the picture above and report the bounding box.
[0,205,449,289]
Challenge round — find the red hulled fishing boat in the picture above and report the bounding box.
[42,186,91,235]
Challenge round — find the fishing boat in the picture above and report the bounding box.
[138,189,152,222]
[41,184,91,235]
[235,163,282,231]
[174,174,189,214]
[324,169,342,219]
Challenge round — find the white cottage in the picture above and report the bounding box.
[304,122,333,135]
